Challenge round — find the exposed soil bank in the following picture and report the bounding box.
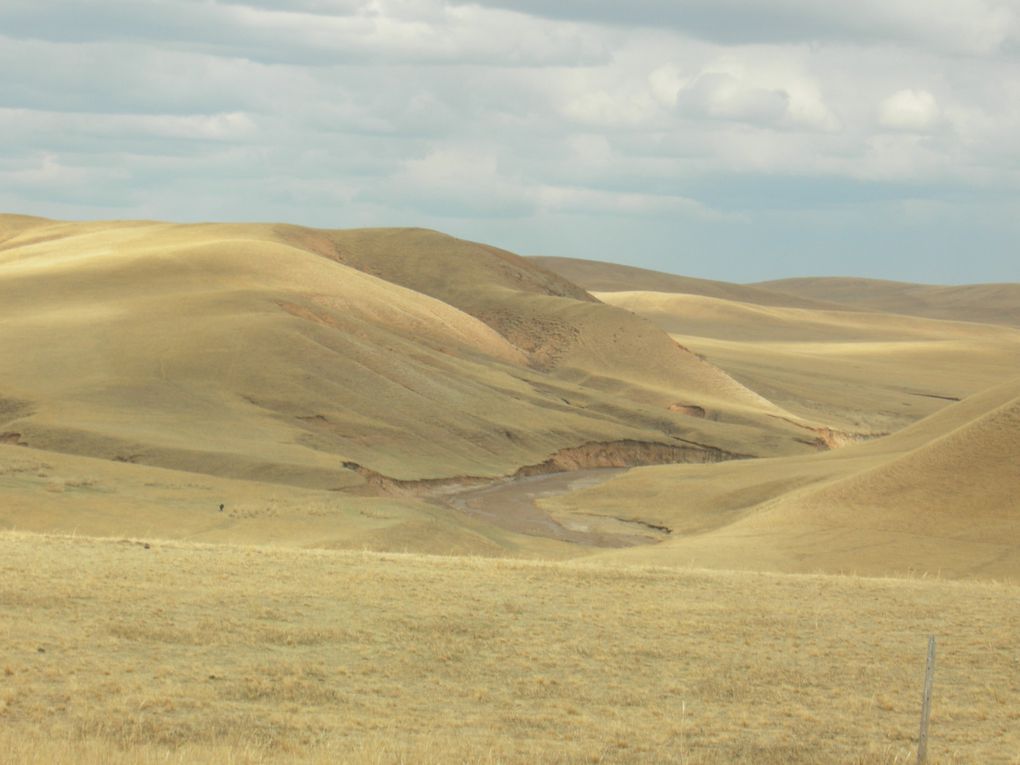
[342,438,751,498]
[771,416,885,450]
[342,438,753,548]
[513,438,746,477]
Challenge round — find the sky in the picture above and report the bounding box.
[2,0,1020,283]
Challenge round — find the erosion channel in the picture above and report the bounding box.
[433,468,670,548]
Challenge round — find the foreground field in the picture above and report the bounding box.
[2,532,1018,764]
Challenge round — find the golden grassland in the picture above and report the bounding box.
[3,227,1020,764]
[755,277,1020,329]
[0,443,579,560]
[534,256,1020,328]
[0,215,813,490]
[592,290,1020,434]
[543,380,1020,579]
[529,257,842,310]
[2,531,1019,765]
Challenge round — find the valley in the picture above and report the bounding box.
[2,215,1019,763]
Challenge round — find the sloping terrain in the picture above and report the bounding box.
[538,255,1020,328]
[4,224,1019,765]
[0,216,816,505]
[546,378,1020,578]
[537,256,1020,433]
[594,289,1020,433]
[5,221,1019,581]
[532,255,841,309]
[0,440,587,558]
[530,257,1020,578]
[758,276,1020,327]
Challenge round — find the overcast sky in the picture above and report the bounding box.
[3,0,1020,283]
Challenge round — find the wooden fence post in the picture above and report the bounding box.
[917,634,937,765]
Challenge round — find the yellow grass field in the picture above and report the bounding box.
[0,215,813,489]
[3,224,1020,763]
[3,531,1019,764]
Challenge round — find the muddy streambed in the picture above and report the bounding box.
[432,468,669,548]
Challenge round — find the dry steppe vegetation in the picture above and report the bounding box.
[2,531,1019,764]
[3,218,1020,763]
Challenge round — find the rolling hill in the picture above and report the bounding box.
[534,256,1020,328]
[757,276,1020,327]
[544,378,1020,578]
[532,255,842,309]
[4,220,1019,579]
[4,218,1020,765]
[0,215,835,552]
[592,289,1020,433]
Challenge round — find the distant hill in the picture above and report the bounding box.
[757,276,1020,327]
[532,256,843,309]
[534,257,1020,328]
[592,283,1020,435]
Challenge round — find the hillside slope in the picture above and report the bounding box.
[548,379,1020,578]
[0,216,816,494]
[532,255,841,309]
[757,276,1020,327]
[593,289,1020,433]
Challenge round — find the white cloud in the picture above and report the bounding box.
[453,0,1019,55]
[0,107,258,146]
[667,52,840,132]
[678,71,790,123]
[648,65,688,108]
[878,89,940,132]
[372,147,535,217]
[1,0,1020,280]
[537,185,736,220]
[0,0,609,67]
[561,89,658,127]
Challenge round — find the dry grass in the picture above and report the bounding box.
[2,531,1019,764]
[3,225,1020,764]
[0,216,815,491]
[755,276,1020,328]
[544,380,1020,580]
[593,290,1020,434]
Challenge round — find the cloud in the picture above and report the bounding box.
[677,72,790,124]
[365,147,536,217]
[359,144,737,221]
[537,185,736,220]
[878,89,940,131]
[0,0,608,67]
[650,53,839,132]
[1,0,1019,281]
[451,0,1018,54]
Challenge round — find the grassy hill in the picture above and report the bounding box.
[757,276,1020,328]
[532,255,841,309]
[0,216,818,500]
[593,289,1020,434]
[3,223,1020,763]
[533,257,1020,328]
[544,379,1020,579]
